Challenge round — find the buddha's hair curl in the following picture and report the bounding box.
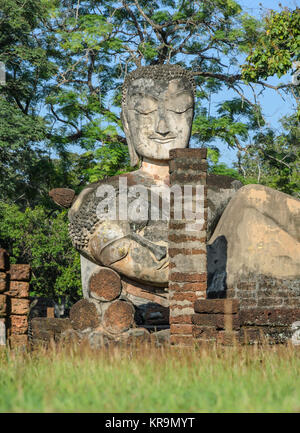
[122,64,196,105]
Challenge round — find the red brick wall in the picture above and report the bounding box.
[191,274,300,345]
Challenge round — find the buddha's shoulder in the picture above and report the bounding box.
[69,170,156,220]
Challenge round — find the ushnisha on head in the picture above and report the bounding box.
[121,64,196,166]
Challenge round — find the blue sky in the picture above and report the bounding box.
[215,0,299,166]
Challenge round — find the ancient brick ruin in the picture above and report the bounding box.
[168,148,207,345]
[0,249,31,349]
[1,146,299,349]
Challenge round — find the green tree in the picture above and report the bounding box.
[239,6,299,196]
[234,114,300,198]
[0,202,81,301]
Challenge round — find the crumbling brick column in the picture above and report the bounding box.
[0,249,9,346]
[168,148,208,346]
[193,299,240,345]
[0,248,31,349]
[8,264,31,348]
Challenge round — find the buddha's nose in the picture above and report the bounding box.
[156,114,170,136]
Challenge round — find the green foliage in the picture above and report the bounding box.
[0,202,82,301]
[192,98,263,149]
[242,8,300,81]
[84,142,133,183]
[234,114,300,198]
[207,148,244,181]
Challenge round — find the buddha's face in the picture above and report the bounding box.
[123,77,194,161]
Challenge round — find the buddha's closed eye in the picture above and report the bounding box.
[166,92,194,114]
[129,95,158,114]
[128,91,193,115]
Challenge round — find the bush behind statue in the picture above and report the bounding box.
[0,202,82,303]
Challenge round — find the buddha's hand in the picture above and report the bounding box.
[89,220,132,266]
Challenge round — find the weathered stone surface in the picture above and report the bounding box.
[31,318,72,342]
[169,282,206,292]
[89,268,121,302]
[169,292,197,302]
[87,330,115,348]
[59,328,88,346]
[103,300,135,334]
[9,334,28,349]
[6,281,30,298]
[169,314,193,324]
[9,264,31,282]
[169,158,207,173]
[240,326,293,345]
[192,326,218,339]
[170,324,193,335]
[122,279,169,308]
[49,188,75,208]
[0,294,6,317]
[47,307,55,318]
[192,313,240,330]
[206,174,243,241]
[170,335,195,346]
[194,299,239,314]
[70,299,100,331]
[169,272,207,283]
[169,148,207,159]
[169,248,206,257]
[0,249,9,271]
[216,331,239,346]
[169,145,208,341]
[10,298,30,315]
[169,172,206,185]
[0,272,7,293]
[230,274,300,312]
[239,308,300,327]
[209,184,300,288]
[10,315,28,334]
[150,329,170,346]
[118,327,151,345]
[0,319,6,345]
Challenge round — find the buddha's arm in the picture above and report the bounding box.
[88,221,169,285]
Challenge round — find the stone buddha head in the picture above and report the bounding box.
[121,64,196,166]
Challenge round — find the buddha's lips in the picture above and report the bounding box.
[149,136,177,143]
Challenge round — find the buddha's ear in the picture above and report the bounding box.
[121,108,140,167]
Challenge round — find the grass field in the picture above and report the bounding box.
[0,342,299,413]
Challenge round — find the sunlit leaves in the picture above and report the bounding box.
[242,8,300,81]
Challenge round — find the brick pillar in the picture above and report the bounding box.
[0,249,9,346]
[6,264,31,348]
[168,148,208,346]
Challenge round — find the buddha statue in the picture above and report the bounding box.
[51,63,299,305]
[67,64,197,292]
